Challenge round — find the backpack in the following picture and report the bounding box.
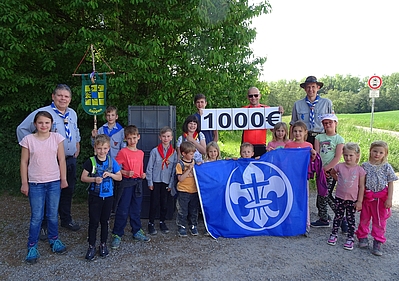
[172,159,185,197]
[88,156,113,196]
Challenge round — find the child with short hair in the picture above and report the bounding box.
[20,111,68,264]
[81,134,122,260]
[194,93,218,145]
[327,142,365,250]
[176,141,199,237]
[177,115,206,163]
[240,142,255,159]
[266,122,290,151]
[356,141,398,256]
[311,114,345,228]
[91,106,125,213]
[146,126,177,235]
[205,141,221,162]
[111,125,150,249]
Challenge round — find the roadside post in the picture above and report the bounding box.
[368,75,382,133]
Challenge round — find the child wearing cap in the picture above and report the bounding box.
[311,114,345,229]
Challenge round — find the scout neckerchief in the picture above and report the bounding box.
[51,102,71,141]
[305,95,320,130]
[157,143,174,169]
[183,131,198,141]
[103,122,123,137]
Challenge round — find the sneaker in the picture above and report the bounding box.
[343,238,354,250]
[159,221,170,234]
[85,245,96,261]
[358,238,369,249]
[99,243,109,258]
[311,219,330,228]
[133,229,151,242]
[61,221,80,231]
[49,239,66,254]
[26,244,40,264]
[148,223,157,235]
[39,227,48,241]
[341,218,348,234]
[178,226,187,237]
[372,239,382,256]
[327,234,337,246]
[204,231,211,237]
[111,234,121,249]
[190,225,199,236]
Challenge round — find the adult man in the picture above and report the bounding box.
[290,76,333,145]
[290,76,335,229]
[17,84,81,233]
[242,87,283,157]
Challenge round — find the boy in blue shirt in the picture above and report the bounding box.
[81,134,122,261]
[91,106,125,213]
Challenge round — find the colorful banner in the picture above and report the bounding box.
[194,148,310,238]
[81,73,107,115]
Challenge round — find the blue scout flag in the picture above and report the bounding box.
[194,148,310,238]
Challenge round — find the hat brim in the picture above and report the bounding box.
[300,82,324,89]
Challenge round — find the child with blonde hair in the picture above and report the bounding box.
[267,122,290,151]
[205,141,221,162]
[327,142,365,250]
[356,141,398,256]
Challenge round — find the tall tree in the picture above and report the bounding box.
[0,0,270,192]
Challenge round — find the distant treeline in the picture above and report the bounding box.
[261,73,399,115]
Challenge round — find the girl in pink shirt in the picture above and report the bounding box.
[266,122,290,151]
[327,142,365,250]
[284,121,315,235]
[20,111,68,264]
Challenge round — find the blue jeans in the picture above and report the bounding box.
[28,180,61,246]
[176,192,199,227]
[112,178,143,237]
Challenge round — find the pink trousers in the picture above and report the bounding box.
[355,188,391,243]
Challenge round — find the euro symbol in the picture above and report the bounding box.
[265,111,281,127]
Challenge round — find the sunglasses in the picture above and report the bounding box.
[248,94,259,98]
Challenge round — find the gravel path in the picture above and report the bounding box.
[1,180,399,281]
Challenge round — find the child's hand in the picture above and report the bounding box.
[185,135,195,143]
[384,198,392,209]
[91,129,98,138]
[95,176,103,184]
[148,185,154,190]
[21,183,29,196]
[141,173,146,179]
[355,201,362,211]
[60,179,68,189]
[310,149,317,161]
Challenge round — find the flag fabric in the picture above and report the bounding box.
[194,148,310,238]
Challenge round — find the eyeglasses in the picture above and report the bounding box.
[248,94,259,98]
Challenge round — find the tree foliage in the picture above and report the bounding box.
[264,74,399,115]
[0,0,270,193]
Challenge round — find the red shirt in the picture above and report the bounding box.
[242,104,269,145]
[115,148,144,179]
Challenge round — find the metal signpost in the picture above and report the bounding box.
[368,75,382,133]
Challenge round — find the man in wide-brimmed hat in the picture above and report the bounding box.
[290,76,333,145]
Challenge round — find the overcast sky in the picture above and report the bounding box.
[250,0,399,82]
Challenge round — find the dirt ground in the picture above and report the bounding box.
[1,179,399,281]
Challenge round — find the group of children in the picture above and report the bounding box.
[20,98,397,264]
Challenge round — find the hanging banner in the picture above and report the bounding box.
[81,73,107,115]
